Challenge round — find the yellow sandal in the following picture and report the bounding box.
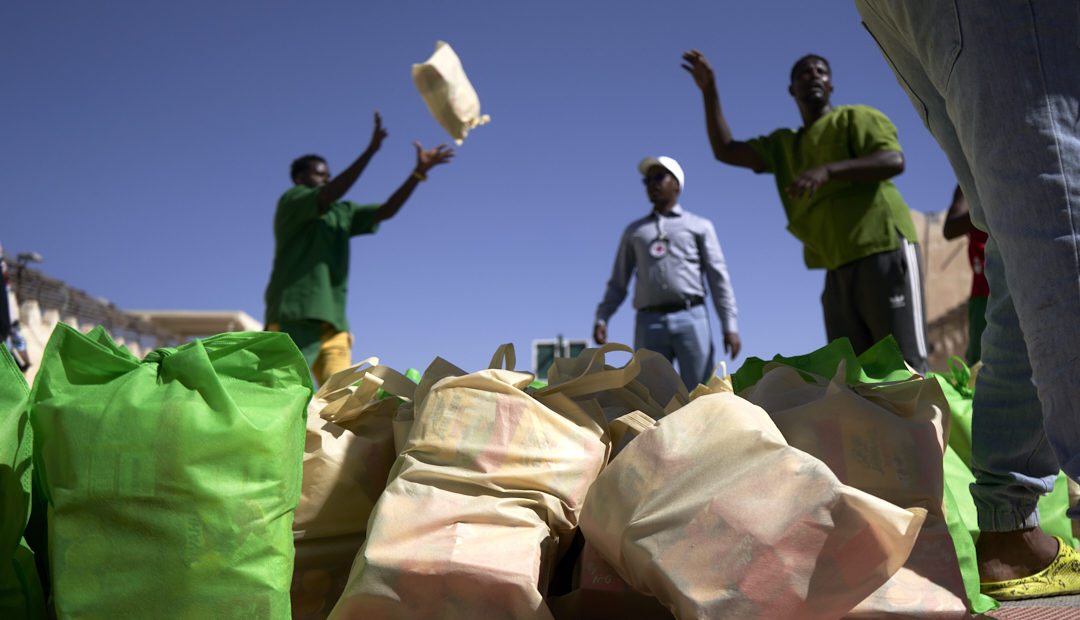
[981,536,1080,601]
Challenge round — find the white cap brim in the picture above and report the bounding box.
[638,156,684,190]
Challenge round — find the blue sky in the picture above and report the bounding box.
[2,1,959,375]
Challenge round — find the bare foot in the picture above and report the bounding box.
[976,528,1060,582]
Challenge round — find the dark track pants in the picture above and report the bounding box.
[822,235,929,374]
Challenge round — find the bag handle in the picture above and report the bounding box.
[532,343,640,399]
[412,356,467,410]
[366,365,417,401]
[488,343,516,371]
[315,356,380,399]
[608,410,657,448]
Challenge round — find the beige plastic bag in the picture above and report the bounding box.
[579,394,927,620]
[545,345,689,423]
[330,344,638,619]
[292,359,416,620]
[412,40,490,145]
[547,540,673,620]
[390,344,514,453]
[739,361,969,617]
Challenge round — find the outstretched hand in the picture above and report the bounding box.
[414,142,455,174]
[681,49,716,90]
[785,165,831,201]
[367,111,388,153]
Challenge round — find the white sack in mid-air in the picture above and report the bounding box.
[412,41,490,145]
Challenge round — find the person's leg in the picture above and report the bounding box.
[7,322,30,371]
[971,237,1059,582]
[966,295,987,365]
[312,323,353,386]
[857,0,1080,587]
[852,238,930,374]
[635,311,675,363]
[667,304,715,390]
[268,320,322,370]
[822,266,873,354]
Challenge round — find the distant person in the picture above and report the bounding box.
[942,184,988,366]
[855,0,1080,601]
[264,112,454,385]
[594,156,740,390]
[0,244,30,372]
[681,50,929,374]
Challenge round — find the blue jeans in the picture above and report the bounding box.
[635,304,714,390]
[855,0,1080,531]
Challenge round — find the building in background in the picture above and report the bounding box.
[5,257,259,384]
[532,336,588,383]
[910,209,972,372]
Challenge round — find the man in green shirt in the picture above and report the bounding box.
[681,50,928,373]
[264,111,454,385]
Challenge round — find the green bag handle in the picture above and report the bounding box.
[368,365,418,401]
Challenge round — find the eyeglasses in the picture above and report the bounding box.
[642,173,670,185]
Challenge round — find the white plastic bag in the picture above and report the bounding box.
[412,41,490,144]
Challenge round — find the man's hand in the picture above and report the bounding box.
[785,164,831,201]
[681,49,716,91]
[414,142,455,175]
[593,322,608,346]
[367,111,388,154]
[723,332,741,359]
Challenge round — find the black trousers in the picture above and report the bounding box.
[821,234,929,374]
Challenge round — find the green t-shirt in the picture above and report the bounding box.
[747,105,919,270]
[264,185,380,332]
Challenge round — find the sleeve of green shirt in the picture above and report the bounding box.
[347,202,381,237]
[746,132,778,174]
[847,106,902,156]
[275,186,321,233]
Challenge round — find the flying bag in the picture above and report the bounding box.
[412,40,490,145]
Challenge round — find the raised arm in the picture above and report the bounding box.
[318,111,388,212]
[373,141,455,223]
[942,184,972,240]
[681,50,765,172]
[784,149,905,201]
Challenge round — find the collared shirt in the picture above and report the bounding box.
[596,204,738,333]
[264,185,380,332]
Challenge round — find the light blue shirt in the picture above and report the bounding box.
[596,204,739,333]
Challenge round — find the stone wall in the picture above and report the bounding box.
[5,259,257,384]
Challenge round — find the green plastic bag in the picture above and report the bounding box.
[0,345,46,619]
[29,324,313,619]
[731,335,915,392]
[931,359,1075,542]
[930,357,1076,614]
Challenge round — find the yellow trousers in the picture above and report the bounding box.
[267,321,352,386]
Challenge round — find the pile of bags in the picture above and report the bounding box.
[4,326,1075,618]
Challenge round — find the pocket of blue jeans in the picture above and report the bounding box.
[856,1,962,130]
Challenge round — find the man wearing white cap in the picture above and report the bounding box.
[594,156,741,390]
